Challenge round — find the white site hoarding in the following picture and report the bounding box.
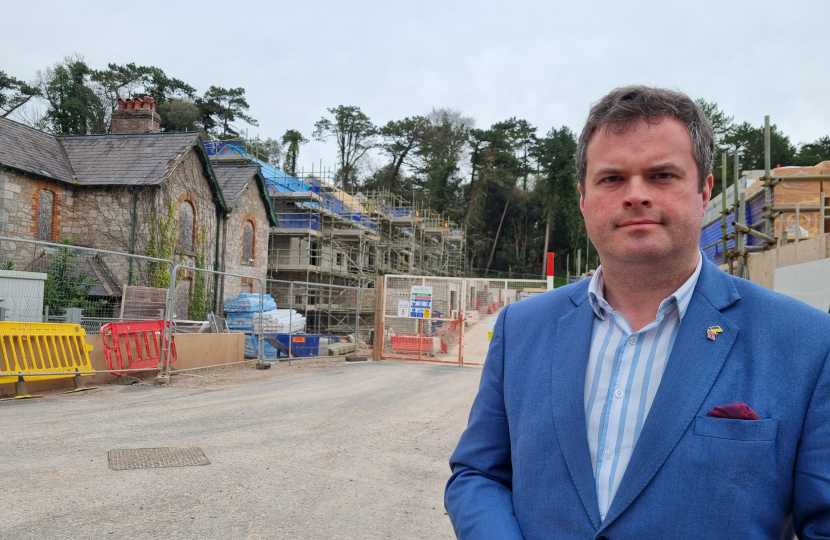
[774,258,830,313]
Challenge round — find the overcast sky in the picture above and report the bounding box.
[4,0,828,173]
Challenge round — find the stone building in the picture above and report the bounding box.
[0,97,276,319]
[213,163,278,296]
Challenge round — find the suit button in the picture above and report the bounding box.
[596,536,610,540]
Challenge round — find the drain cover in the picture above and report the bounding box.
[108,446,210,470]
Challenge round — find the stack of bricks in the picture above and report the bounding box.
[111,96,161,134]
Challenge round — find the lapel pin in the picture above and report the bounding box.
[707,326,723,341]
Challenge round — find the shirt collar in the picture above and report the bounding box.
[587,251,703,322]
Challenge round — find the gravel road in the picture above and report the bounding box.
[0,359,482,539]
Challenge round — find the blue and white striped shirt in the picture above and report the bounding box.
[584,253,702,520]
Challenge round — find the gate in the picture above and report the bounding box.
[380,276,546,365]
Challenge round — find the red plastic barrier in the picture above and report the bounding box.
[390,335,439,355]
[100,320,177,375]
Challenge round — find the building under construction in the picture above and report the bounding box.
[204,140,465,286]
[203,140,466,337]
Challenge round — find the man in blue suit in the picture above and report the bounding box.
[445,86,830,539]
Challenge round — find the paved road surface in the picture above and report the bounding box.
[0,360,484,539]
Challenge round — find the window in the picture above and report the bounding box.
[37,190,54,241]
[177,202,194,251]
[242,221,254,261]
[310,240,320,266]
[336,253,343,266]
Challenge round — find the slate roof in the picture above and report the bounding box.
[59,132,200,186]
[213,163,279,227]
[214,163,259,208]
[0,117,74,183]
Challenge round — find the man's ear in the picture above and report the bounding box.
[578,183,585,214]
[701,174,714,213]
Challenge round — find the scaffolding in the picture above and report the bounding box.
[203,139,466,285]
[699,115,830,278]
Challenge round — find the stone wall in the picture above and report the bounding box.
[0,169,72,265]
[221,178,269,300]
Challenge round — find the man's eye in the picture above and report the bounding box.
[654,173,674,180]
[602,176,622,183]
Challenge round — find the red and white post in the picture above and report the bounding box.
[546,252,554,291]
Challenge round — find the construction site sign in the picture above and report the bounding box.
[409,285,433,319]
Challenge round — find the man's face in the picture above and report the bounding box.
[579,117,713,267]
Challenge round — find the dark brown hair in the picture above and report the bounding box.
[576,85,715,193]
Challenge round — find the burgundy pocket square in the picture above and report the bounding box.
[706,402,760,420]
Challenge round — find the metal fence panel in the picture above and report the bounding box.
[380,276,546,366]
[380,276,465,365]
[0,236,173,331]
[162,265,265,375]
[264,279,365,361]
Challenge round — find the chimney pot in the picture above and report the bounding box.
[111,96,162,134]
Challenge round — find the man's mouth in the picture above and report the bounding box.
[617,219,661,228]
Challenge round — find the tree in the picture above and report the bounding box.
[281,129,308,176]
[465,120,524,272]
[313,105,376,191]
[39,56,106,135]
[0,70,40,118]
[411,109,472,214]
[695,99,735,147]
[378,116,429,190]
[795,136,830,166]
[197,86,258,139]
[533,126,580,275]
[90,62,149,113]
[157,98,201,132]
[245,137,284,166]
[140,66,196,104]
[724,122,797,171]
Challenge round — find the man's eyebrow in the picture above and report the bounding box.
[645,162,686,173]
[591,166,624,178]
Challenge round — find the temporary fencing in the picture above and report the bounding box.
[0,322,96,399]
[0,234,378,389]
[161,264,265,376]
[380,275,547,365]
[101,320,178,376]
[0,236,174,332]
[381,276,466,365]
[264,279,367,361]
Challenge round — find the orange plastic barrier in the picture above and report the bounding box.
[390,335,441,355]
[100,320,177,375]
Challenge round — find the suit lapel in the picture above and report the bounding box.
[599,261,740,529]
[551,290,602,529]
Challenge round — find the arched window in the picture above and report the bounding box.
[242,221,254,261]
[37,190,54,241]
[177,201,194,250]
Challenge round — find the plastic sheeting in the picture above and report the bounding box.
[699,162,830,262]
[253,309,306,334]
[223,293,277,313]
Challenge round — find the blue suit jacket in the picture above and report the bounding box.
[446,257,830,539]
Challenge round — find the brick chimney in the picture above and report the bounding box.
[111,95,161,134]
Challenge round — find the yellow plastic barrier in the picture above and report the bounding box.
[0,322,95,390]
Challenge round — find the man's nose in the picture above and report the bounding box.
[622,176,653,207]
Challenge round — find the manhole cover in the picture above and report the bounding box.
[108,446,210,470]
